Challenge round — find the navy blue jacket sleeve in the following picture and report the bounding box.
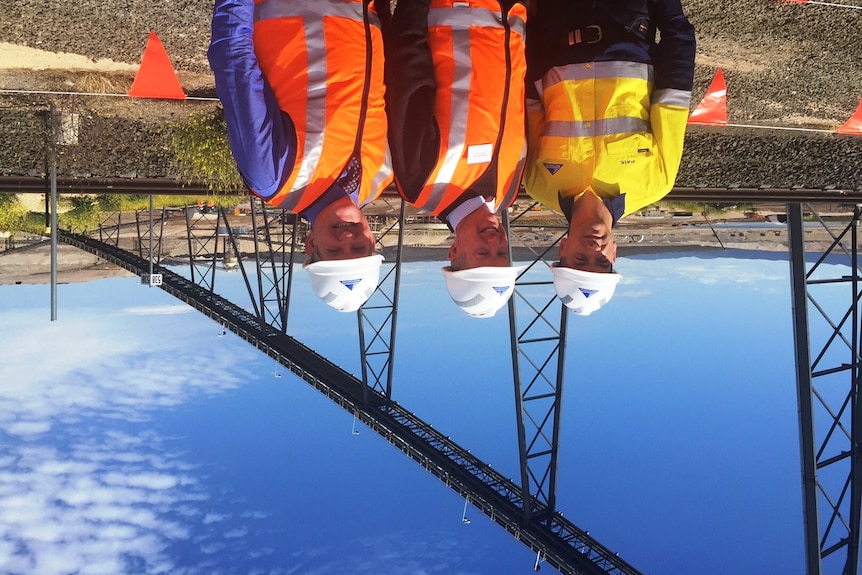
[207,0,295,199]
[651,0,696,92]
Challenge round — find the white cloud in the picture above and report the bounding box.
[0,439,192,574]
[621,255,790,287]
[223,527,249,538]
[121,305,194,316]
[199,542,225,554]
[0,308,259,439]
[103,471,186,490]
[0,292,275,575]
[5,420,52,437]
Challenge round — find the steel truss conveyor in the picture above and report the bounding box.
[60,229,642,575]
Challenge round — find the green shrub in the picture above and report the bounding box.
[59,196,101,233]
[0,195,28,232]
[164,109,244,194]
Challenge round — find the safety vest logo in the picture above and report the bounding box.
[579,287,598,299]
[493,286,509,296]
[341,279,362,291]
[543,163,563,175]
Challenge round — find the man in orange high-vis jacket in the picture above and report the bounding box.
[379,0,528,318]
[208,0,394,312]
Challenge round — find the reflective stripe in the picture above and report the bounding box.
[255,0,365,23]
[500,152,525,209]
[427,6,502,30]
[366,147,394,207]
[425,27,474,213]
[652,87,692,108]
[543,117,650,138]
[508,13,526,37]
[292,16,328,202]
[427,182,451,212]
[541,61,653,91]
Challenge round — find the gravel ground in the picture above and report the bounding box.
[0,0,861,188]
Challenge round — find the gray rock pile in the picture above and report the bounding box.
[0,0,860,188]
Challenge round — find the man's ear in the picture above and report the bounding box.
[559,234,568,257]
[448,238,458,261]
[305,230,314,256]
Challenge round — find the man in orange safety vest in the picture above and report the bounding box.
[209,0,394,312]
[379,0,529,318]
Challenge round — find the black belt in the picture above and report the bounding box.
[567,25,603,45]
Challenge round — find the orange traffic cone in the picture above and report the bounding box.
[688,68,727,126]
[128,31,186,100]
[837,97,862,135]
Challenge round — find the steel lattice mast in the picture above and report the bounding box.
[789,203,862,575]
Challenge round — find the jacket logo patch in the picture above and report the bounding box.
[341,279,362,291]
[543,163,563,175]
[579,287,598,299]
[638,148,650,154]
[620,159,635,165]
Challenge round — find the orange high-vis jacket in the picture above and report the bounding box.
[253,0,393,213]
[390,0,527,217]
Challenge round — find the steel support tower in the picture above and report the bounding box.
[789,202,862,575]
[243,196,302,332]
[505,202,570,523]
[357,201,406,401]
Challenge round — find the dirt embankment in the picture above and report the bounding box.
[0,0,860,187]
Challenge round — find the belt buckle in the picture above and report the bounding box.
[568,25,603,45]
[585,25,602,44]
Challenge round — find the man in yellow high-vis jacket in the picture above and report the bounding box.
[523,0,696,315]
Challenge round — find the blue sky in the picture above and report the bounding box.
[0,250,830,574]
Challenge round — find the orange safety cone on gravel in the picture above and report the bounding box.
[128,31,186,100]
[688,68,727,126]
[837,97,862,135]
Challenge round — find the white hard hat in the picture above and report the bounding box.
[305,254,384,312]
[441,265,524,318]
[552,264,621,316]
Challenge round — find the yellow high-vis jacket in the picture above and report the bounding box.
[524,59,692,219]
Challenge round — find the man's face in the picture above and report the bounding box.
[559,221,618,273]
[305,196,375,261]
[559,189,618,272]
[448,209,509,270]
